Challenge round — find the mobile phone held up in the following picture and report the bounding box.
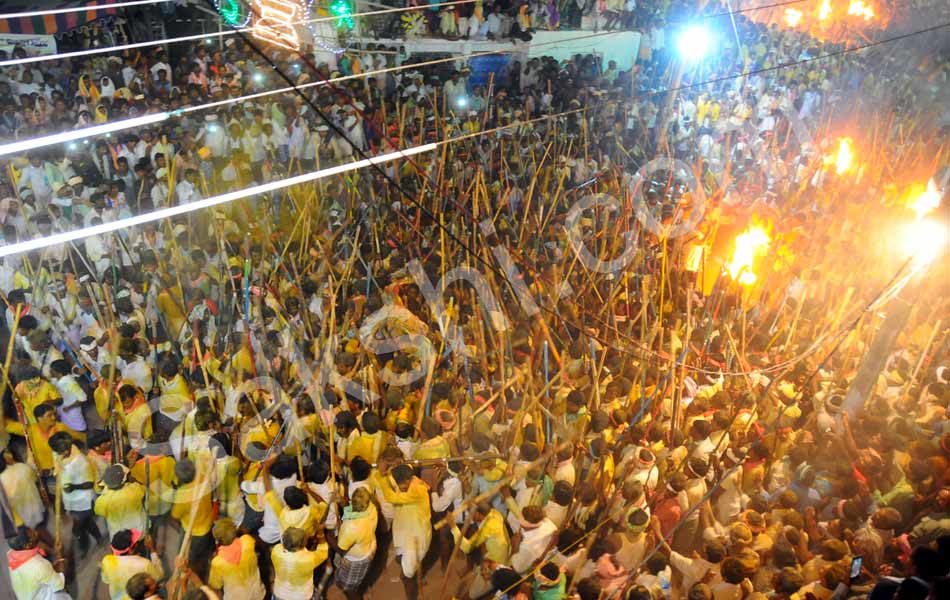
[850,556,862,581]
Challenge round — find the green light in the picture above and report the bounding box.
[218,0,248,27]
[329,0,354,29]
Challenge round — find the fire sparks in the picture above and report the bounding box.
[784,8,804,27]
[818,0,832,21]
[847,0,874,20]
[908,179,942,220]
[727,223,771,286]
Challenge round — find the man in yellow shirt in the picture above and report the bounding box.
[14,366,61,424]
[118,384,153,451]
[347,412,386,465]
[93,366,114,423]
[377,463,432,599]
[157,360,193,434]
[100,529,164,600]
[5,404,82,472]
[207,519,266,600]
[170,458,214,579]
[271,527,328,600]
[328,488,378,599]
[94,464,147,539]
[128,439,177,522]
[262,457,326,541]
[453,502,511,564]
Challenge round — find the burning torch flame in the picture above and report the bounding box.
[847,0,875,20]
[818,0,832,21]
[834,137,854,175]
[909,178,941,220]
[726,224,771,286]
[784,8,803,26]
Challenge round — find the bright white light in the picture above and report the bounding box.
[253,73,264,83]
[0,113,168,158]
[456,97,467,108]
[676,25,712,62]
[0,144,438,258]
[899,218,950,268]
[208,125,219,132]
[67,143,78,151]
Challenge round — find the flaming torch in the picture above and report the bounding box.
[847,0,875,20]
[908,178,942,220]
[784,8,804,26]
[726,222,771,286]
[834,137,854,175]
[900,178,948,268]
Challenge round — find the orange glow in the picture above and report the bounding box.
[726,222,771,286]
[818,0,832,21]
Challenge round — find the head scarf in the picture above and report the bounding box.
[99,77,116,99]
[110,529,143,555]
[7,547,45,570]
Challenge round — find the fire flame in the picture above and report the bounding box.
[784,8,804,26]
[726,223,771,286]
[834,137,854,175]
[818,0,832,21]
[909,178,942,220]
[847,0,874,20]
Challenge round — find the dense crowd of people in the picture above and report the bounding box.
[1,1,949,600]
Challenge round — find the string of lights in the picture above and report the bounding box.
[0,0,476,68]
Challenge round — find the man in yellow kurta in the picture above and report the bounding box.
[262,458,326,541]
[453,502,511,564]
[377,463,432,599]
[129,447,177,520]
[347,412,387,465]
[6,404,82,472]
[14,367,61,425]
[100,529,164,600]
[93,367,114,424]
[170,459,214,579]
[271,527,328,600]
[94,464,147,538]
[208,519,266,600]
[329,488,378,598]
[118,384,153,451]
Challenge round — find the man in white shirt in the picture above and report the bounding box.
[7,530,66,600]
[175,169,202,206]
[50,432,102,555]
[50,359,87,433]
[509,505,558,574]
